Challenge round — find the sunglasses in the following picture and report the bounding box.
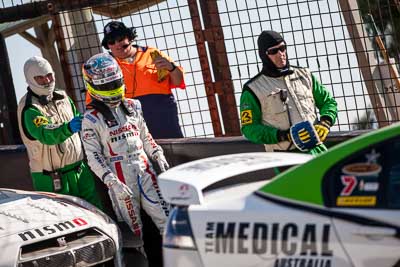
[266,44,287,55]
[107,36,126,46]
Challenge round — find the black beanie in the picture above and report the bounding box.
[257,30,292,77]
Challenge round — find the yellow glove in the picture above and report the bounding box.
[314,119,331,142]
[150,50,169,82]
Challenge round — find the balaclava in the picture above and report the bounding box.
[257,30,293,77]
[24,56,55,98]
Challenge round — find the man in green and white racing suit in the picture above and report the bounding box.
[240,30,337,154]
[17,56,102,209]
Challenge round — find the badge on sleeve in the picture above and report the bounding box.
[33,116,49,127]
[240,110,253,125]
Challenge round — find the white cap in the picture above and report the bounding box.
[23,56,55,97]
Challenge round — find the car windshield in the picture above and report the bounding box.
[0,189,48,204]
[204,165,296,193]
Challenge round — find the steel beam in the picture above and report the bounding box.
[338,0,389,127]
[188,0,240,137]
[188,0,223,137]
[200,0,240,136]
[1,15,51,37]
[0,34,21,145]
[0,0,162,23]
[34,22,67,91]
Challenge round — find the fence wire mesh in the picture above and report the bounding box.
[1,0,400,138]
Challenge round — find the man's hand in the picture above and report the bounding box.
[290,120,321,151]
[277,129,291,142]
[314,119,332,142]
[104,173,133,200]
[150,50,170,82]
[69,115,83,133]
[152,151,170,173]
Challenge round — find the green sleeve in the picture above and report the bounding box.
[23,106,73,145]
[240,88,279,144]
[312,74,338,125]
[68,97,81,117]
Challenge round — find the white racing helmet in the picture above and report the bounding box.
[83,53,125,107]
[23,56,55,97]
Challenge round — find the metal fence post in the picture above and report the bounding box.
[338,0,390,127]
[188,0,241,136]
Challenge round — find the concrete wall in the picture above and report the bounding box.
[0,137,263,191]
[0,145,32,190]
[0,131,363,191]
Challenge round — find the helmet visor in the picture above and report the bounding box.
[91,78,124,92]
[87,82,125,102]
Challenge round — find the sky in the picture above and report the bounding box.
[2,0,386,137]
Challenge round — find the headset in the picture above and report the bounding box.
[101,21,138,50]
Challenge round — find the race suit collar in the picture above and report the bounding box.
[88,99,133,128]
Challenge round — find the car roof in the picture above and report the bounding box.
[158,152,312,205]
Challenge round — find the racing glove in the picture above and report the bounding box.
[103,173,133,200]
[276,129,291,142]
[290,120,321,152]
[69,115,83,133]
[152,150,170,173]
[309,143,328,156]
[314,118,332,143]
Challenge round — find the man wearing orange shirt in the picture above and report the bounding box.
[86,21,185,139]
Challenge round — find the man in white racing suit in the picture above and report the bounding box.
[81,53,170,249]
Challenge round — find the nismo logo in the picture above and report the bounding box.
[18,218,88,241]
[110,131,138,143]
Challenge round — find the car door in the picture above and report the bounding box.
[324,136,400,267]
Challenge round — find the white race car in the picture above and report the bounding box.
[0,189,123,267]
[159,122,400,267]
